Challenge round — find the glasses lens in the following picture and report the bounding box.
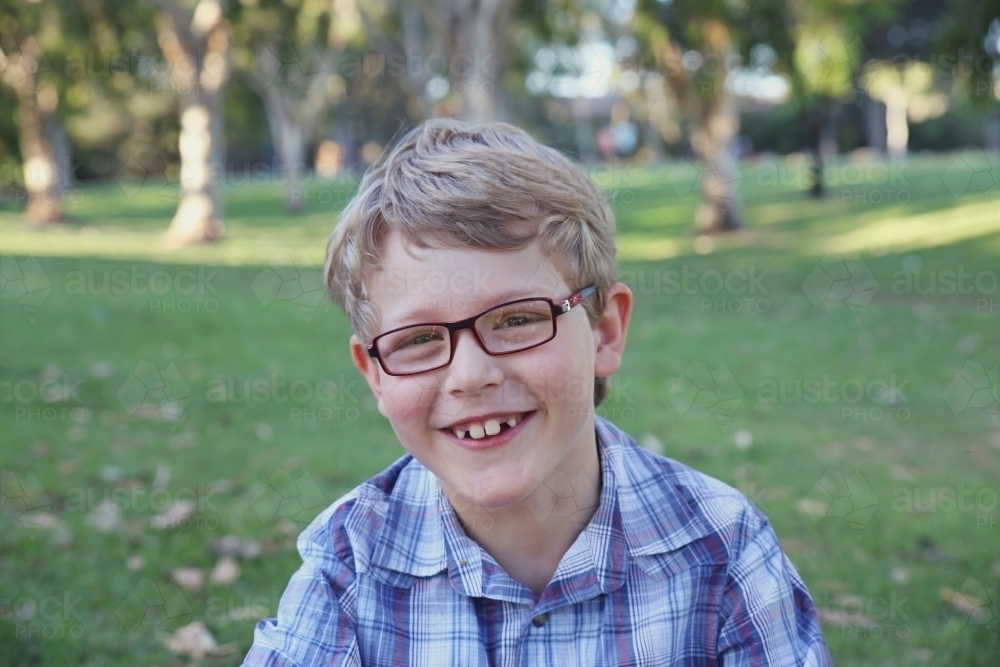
[377,325,451,374]
[477,300,554,352]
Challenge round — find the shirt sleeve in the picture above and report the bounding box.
[717,518,833,667]
[241,530,362,667]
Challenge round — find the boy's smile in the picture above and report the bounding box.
[350,232,632,535]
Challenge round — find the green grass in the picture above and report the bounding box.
[1,154,998,666]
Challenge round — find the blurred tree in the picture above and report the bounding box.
[788,0,898,196]
[938,0,1000,143]
[233,0,363,213]
[0,0,89,224]
[413,0,520,122]
[635,0,793,233]
[862,58,948,155]
[155,0,231,245]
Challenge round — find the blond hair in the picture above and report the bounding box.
[323,118,619,405]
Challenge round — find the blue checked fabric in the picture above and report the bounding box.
[243,415,833,666]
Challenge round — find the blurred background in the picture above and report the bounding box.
[1,0,998,664]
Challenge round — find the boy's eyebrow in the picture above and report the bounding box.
[382,286,551,329]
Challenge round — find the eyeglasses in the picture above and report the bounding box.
[367,286,597,376]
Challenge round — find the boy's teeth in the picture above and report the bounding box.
[450,413,525,440]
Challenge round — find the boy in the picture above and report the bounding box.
[243,120,832,666]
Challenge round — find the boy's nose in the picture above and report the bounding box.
[443,329,503,393]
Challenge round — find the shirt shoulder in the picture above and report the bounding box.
[296,452,422,576]
[598,417,769,563]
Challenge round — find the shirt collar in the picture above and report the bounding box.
[368,415,712,596]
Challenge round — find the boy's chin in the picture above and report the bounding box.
[450,478,538,513]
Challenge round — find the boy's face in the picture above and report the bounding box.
[350,232,631,514]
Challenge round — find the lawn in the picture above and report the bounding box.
[1,152,998,666]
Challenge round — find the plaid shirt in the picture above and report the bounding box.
[243,416,832,666]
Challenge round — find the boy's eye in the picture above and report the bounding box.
[394,329,443,350]
[498,313,542,328]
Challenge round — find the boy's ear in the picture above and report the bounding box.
[593,282,633,379]
[350,335,389,418]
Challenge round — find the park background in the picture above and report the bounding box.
[1,0,999,664]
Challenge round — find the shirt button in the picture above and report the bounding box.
[531,613,548,628]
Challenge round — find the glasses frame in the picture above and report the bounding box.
[367,285,597,376]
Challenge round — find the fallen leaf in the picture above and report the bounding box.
[152,465,171,490]
[213,642,238,657]
[940,587,988,621]
[172,567,205,591]
[86,498,122,533]
[90,361,114,379]
[640,434,664,455]
[19,511,72,544]
[166,431,199,449]
[889,465,918,482]
[209,535,262,560]
[209,557,240,586]
[797,498,828,519]
[255,422,274,441]
[816,607,877,629]
[151,500,195,530]
[733,429,753,451]
[163,620,217,659]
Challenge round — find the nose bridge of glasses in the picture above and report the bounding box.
[449,322,490,359]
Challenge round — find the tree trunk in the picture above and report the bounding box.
[260,88,306,214]
[418,0,516,123]
[0,36,62,225]
[45,114,74,196]
[884,90,908,157]
[156,0,230,245]
[689,22,743,233]
[865,96,887,153]
[169,99,225,243]
[399,3,433,119]
[657,22,743,233]
[809,99,839,199]
[690,118,743,233]
[251,40,330,214]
